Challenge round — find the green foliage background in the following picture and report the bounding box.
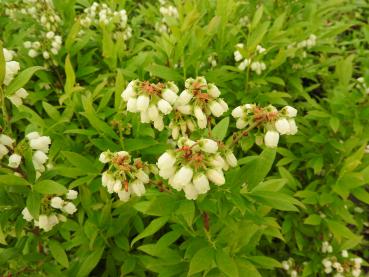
[0,0,369,276]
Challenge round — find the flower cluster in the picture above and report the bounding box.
[121,80,179,131]
[171,77,228,137]
[155,0,179,34]
[356,77,369,95]
[281,258,298,277]
[157,138,237,200]
[296,34,317,49]
[99,151,153,202]
[22,190,78,232]
[232,104,298,148]
[2,48,29,106]
[321,242,363,277]
[0,134,21,168]
[207,54,217,68]
[80,2,132,41]
[6,0,63,62]
[26,132,52,178]
[234,43,267,74]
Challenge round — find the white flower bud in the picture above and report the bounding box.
[7,95,22,106]
[131,180,146,196]
[157,152,176,169]
[157,99,172,115]
[136,95,150,112]
[209,154,226,168]
[341,250,348,258]
[113,180,122,192]
[218,99,228,112]
[159,166,176,179]
[43,51,50,59]
[177,90,193,105]
[284,106,297,117]
[264,131,279,148]
[172,125,180,139]
[0,134,14,147]
[26,132,40,140]
[288,119,298,135]
[153,116,164,131]
[234,50,243,62]
[50,196,64,209]
[102,172,115,188]
[275,118,291,135]
[29,136,51,153]
[238,59,250,70]
[352,269,361,277]
[33,150,48,165]
[127,97,138,112]
[225,151,237,167]
[183,183,199,200]
[162,88,178,104]
[197,118,207,129]
[99,152,110,163]
[6,61,20,75]
[48,214,59,228]
[122,82,136,101]
[61,202,77,215]
[186,119,196,132]
[206,169,225,186]
[22,207,33,222]
[118,189,131,202]
[136,170,149,183]
[193,174,210,194]
[194,106,206,121]
[8,153,22,168]
[0,144,9,159]
[3,48,14,61]
[208,84,220,98]
[38,215,51,231]
[148,105,160,121]
[200,139,218,153]
[140,110,150,123]
[209,101,224,117]
[28,49,38,58]
[171,166,193,190]
[176,105,192,114]
[66,190,78,200]
[15,88,28,99]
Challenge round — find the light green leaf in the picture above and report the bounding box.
[131,216,169,246]
[33,180,68,195]
[212,117,229,140]
[49,240,69,268]
[188,246,214,276]
[216,249,239,277]
[5,66,43,96]
[77,246,105,277]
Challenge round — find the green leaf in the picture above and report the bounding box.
[77,246,105,277]
[60,54,76,104]
[0,42,5,84]
[188,246,214,276]
[131,216,169,246]
[248,191,301,211]
[247,256,281,269]
[251,5,264,30]
[5,66,43,96]
[49,240,69,268]
[336,55,354,88]
[0,174,30,186]
[65,20,81,51]
[26,191,41,219]
[42,101,60,121]
[33,180,68,195]
[216,249,239,277]
[326,220,361,242]
[62,151,99,173]
[212,117,229,140]
[304,214,322,225]
[145,64,181,81]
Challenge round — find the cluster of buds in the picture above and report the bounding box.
[6,0,63,62]
[356,77,369,95]
[207,53,217,68]
[2,48,29,106]
[155,1,179,34]
[99,151,154,202]
[232,104,298,148]
[296,34,317,49]
[171,77,228,137]
[121,80,179,131]
[0,134,22,168]
[80,2,132,41]
[21,190,78,232]
[26,132,52,178]
[234,43,266,74]
[281,258,298,277]
[157,138,237,200]
[322,254,362,277]
[239,15,249,27]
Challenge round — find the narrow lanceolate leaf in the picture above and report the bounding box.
[49,240,69,268]
[131,216,169,246]
[0,42,5,84]
[33,180,68,195]
[26,191,41,219]
[188,247,214,276]
[5,66,43,95]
